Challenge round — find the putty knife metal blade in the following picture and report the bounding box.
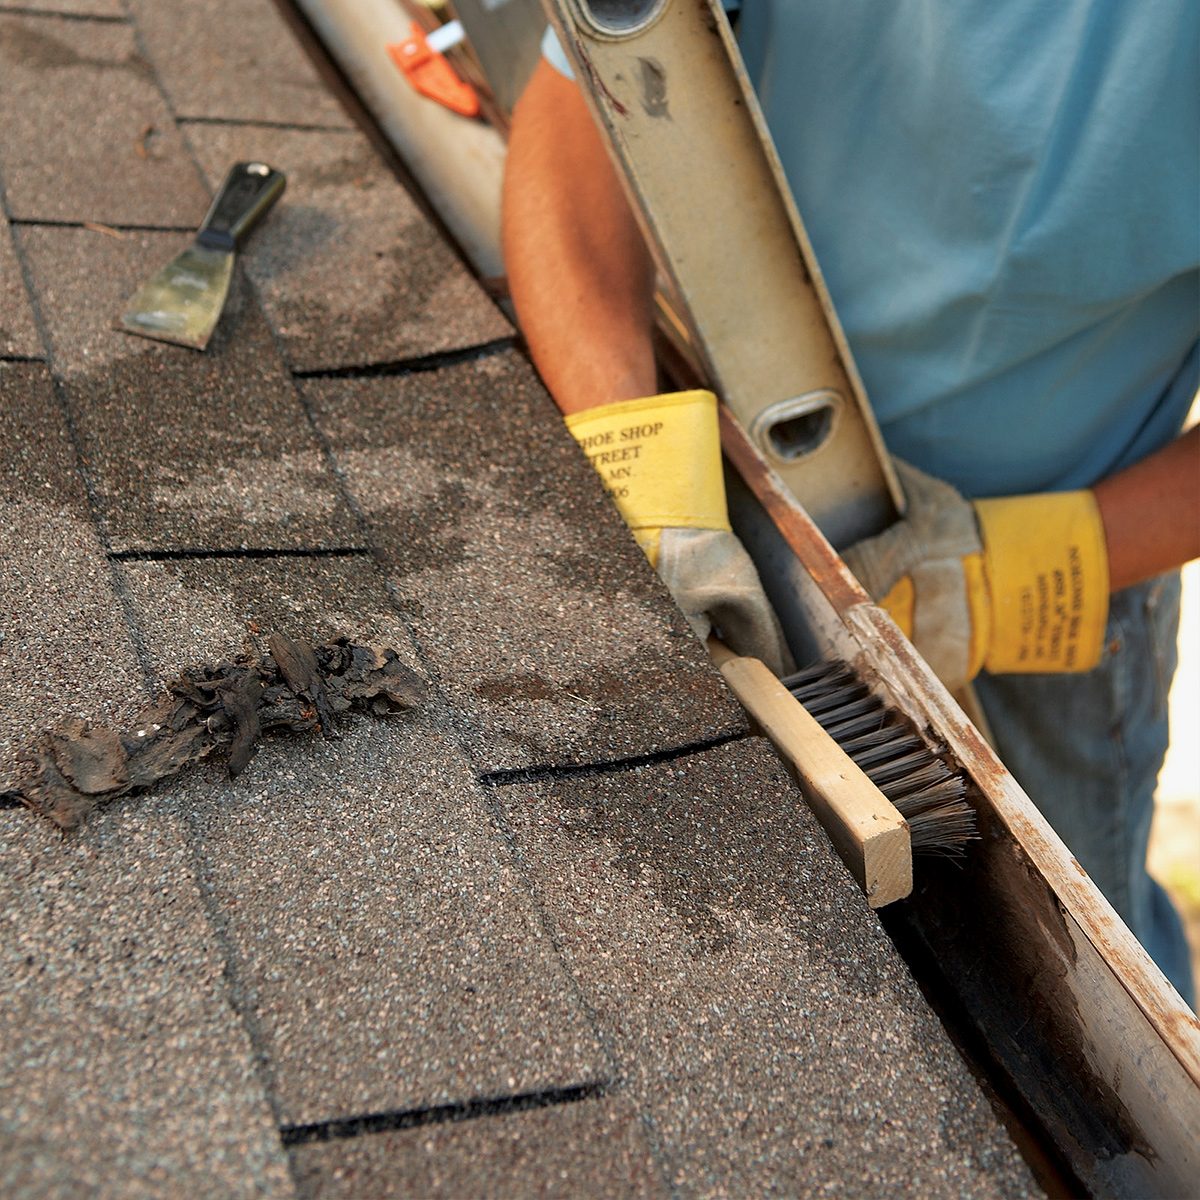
[120,161,286,351]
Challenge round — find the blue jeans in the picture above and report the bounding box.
[974,572,1195,1008]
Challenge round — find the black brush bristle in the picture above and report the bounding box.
[779,661,978,856]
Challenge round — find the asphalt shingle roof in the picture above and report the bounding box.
[0,362,144,780]
[0,2,1038,1196]
[0,14,208,225]
[124,0,352,129]
[300,363,748,772]
[184,123,511,372]
[0,217,40,358]
[0,804,295,1199]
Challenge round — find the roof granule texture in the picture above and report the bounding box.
[0,362,144,785]
[0,14,208,225]
[494,738,1039,1199]
[167,724,609,1128]
[125,0,351,128]
[0,803,295,1200]
[17,225,360,552]
[302,359,748,773]
[289,1095,666,1199]
[116,555,423,684]
[0,216,41,358]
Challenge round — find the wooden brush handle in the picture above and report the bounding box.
[710,638,912,908]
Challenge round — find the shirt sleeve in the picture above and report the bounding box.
[541,26,575,80]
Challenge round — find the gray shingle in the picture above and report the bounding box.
[0,802,295,1200]
[17,225,360,552]
[166,723,609,1128]
[184,124,511,372]
[0,215,41,358]
[0,14,208,225]
[0,0,124,14]
[116,554,422,683]
[494,738,1038,1198]
[126,0,350,128]
[303,358,747,774]
[289,1096,667,1199]
[0,362,143,786]
[118,547,605,1129]
[0,4,1050,1195]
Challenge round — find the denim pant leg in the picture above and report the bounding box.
[973,572,1195,1008]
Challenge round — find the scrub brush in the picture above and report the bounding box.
[710,640,977,908]
[781,660,977,854]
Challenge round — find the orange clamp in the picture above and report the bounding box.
[387,23,480,118]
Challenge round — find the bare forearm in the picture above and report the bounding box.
[502,61,657,415]
[1095,424,1200,591]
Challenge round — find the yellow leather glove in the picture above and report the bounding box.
[566,390,793,676]
[843,460,1109,691]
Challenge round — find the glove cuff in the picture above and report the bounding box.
[565,391,731,566]
[975,490,1109,674]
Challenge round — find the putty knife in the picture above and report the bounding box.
[120,161,286,351]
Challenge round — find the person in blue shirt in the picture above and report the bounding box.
[501,2,1199,1003]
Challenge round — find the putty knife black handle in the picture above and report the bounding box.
[195,162,286,253]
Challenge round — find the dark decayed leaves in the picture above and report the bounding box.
[5,635,426,831]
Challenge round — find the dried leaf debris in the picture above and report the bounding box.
[5,635,426,831]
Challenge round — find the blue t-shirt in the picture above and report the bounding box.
[541,3,1198,497]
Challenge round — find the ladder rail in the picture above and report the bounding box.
[544,0,904,548]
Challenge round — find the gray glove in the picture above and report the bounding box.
[563,390,794,676]
[657,527,795,676]
[842,459,983,692]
